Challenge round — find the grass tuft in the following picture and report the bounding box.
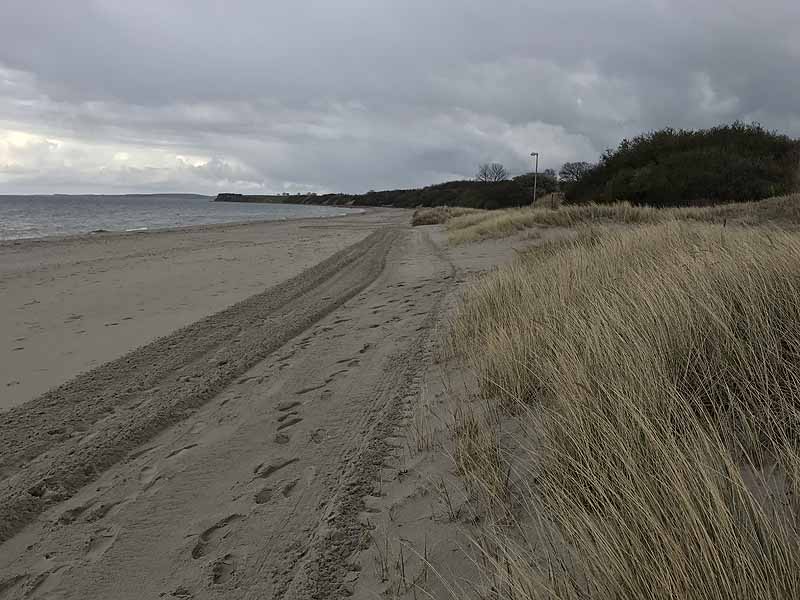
[445,194,800,243]
[411,206,483,226]
[448,221,800,598]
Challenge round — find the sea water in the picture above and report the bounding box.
[0,194,359,240]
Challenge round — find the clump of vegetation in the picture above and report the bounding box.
[445,202,649,243]
[411,206,482,226]
[448,222,800,599]
[218,163,559,211]
[443,194,800,243]
[567,122,800,206]
[532,191,564,210]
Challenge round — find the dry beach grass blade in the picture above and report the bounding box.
[448,221,800,599]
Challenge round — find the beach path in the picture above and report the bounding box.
[0,220,456,600]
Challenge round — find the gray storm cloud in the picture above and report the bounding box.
[0,0,798,194]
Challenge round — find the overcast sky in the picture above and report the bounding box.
[1,1,798,194]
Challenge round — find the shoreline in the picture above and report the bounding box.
[0,205,376,247]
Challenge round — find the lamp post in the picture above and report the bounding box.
[530,152,539,205]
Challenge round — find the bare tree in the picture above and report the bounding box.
[558,161,592,184]
[476,162,509,183]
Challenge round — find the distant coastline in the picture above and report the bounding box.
[0,193,211,199]
[214,178,539,210]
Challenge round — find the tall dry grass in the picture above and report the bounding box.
[411,206,483,226]
[446,194,800,243]
[448,222,800,599]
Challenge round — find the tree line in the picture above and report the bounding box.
[218,123,798,210]
[565,122,799,206]
[474,123,799,208]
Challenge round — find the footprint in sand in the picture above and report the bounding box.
[277,400,302,412]
[84,500,126,523]
[138,465,166,495]
[166,444,198,460]
[139,465,158,485]
[326,368,349,380]
[253,458,298,479]
[86,526,120,562]
[192,515,243,559]
[276,412,298,423]
[144,476,166,497]
[277,417,303,431]
[254,487,273,504]
[281,479,299,498]
[128,445,159,461]
[58,498,97,525]
[211,553,237,584]
[27,565,70,597]
[296,384,325,396]
[274,433,290,444]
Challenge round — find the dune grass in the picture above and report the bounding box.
[445,194,800,243]
[447,221,800,599]
[411,206,483,226]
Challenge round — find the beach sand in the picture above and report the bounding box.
[0,211,398,411]
[0,212,519,599]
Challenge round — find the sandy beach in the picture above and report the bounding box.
[0,211,397,411]
[0,209,519,599]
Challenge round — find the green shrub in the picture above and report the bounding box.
[568,122,800,206]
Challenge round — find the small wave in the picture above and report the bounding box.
[125,227,149,232]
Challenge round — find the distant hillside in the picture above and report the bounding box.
[46,193,212,199]
[216,176,558,210]
[566,123,800,206]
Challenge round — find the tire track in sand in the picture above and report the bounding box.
[0,228,399,543]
